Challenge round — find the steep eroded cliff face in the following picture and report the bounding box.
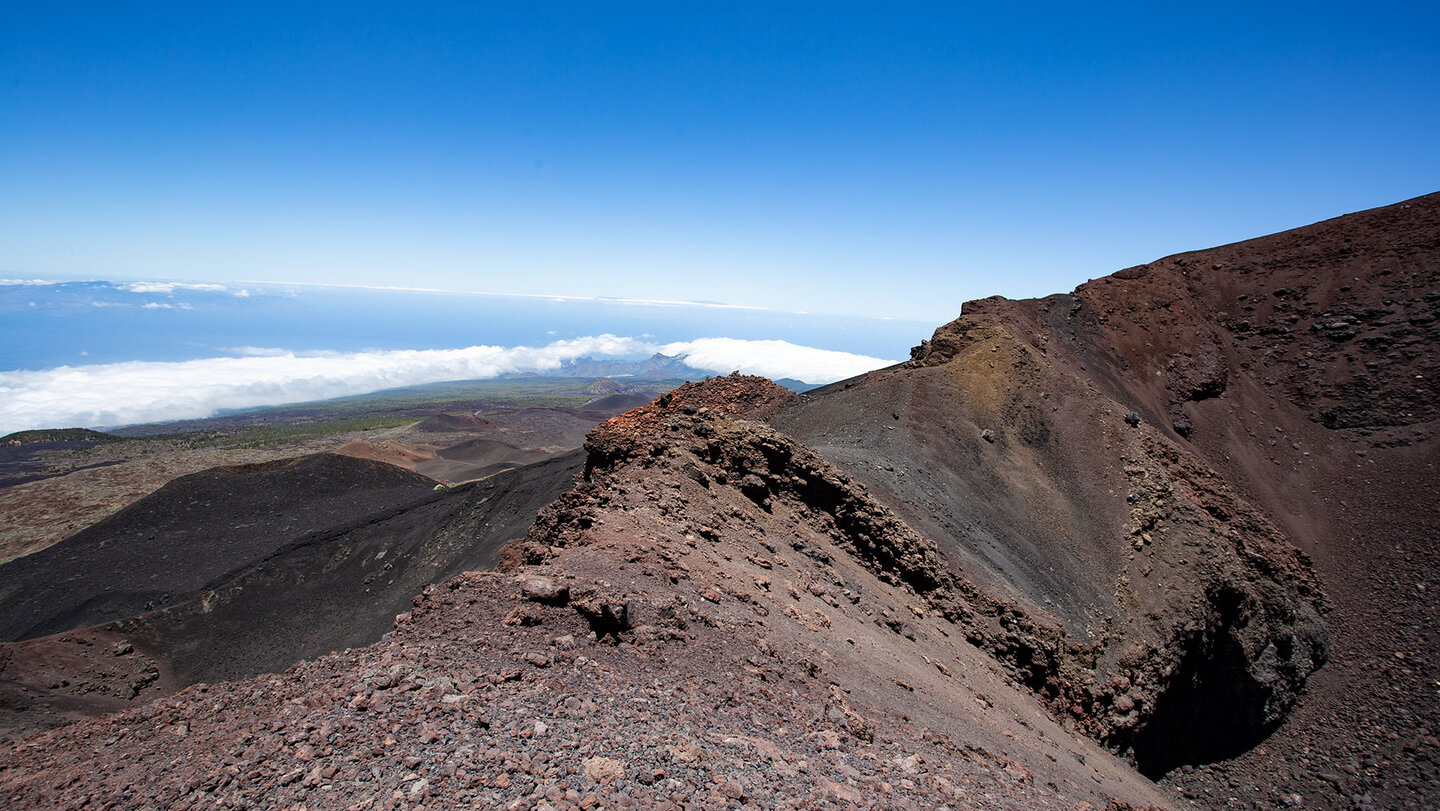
[775,319,1329,777]
[780,193,1440,804]
[522,372,1325,781]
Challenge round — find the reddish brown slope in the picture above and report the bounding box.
[779,192,1439,806]
[958,192,1440,806]
[0,377,1175,809]
[775,321,1329,782]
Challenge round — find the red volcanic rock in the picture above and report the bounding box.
[583,373,796,472]
[782,191,1440,802]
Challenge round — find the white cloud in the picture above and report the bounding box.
[124,283,173,294]
[228,346,292,357]
[663,338,897,383]
[0,279,61,286]
[141,302,174,309]
[0,336,647,432]
[0,335,899,433]
[124,282,228,294]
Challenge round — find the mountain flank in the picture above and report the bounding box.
[0,377,666,564]
[1,377,1176,809]
[0,453,438,642]
[0,193,1436,808]
[779,191,1439,803]
[0,451,584,738]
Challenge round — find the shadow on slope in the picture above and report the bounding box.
[118,450,584,685]
[0,454,439,642]
[0,451,583,739]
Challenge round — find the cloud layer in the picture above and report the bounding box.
[662,338,897,383]
[0,336,897,433]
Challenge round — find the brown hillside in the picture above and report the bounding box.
[0,380,1173,810]
[778,192,1440,804]
[413,413,499,432]
[336,439,437,468]
[1,195,1435,809]
[0,451,584,741]
[954,191,1440,805]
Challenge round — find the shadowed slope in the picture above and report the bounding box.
[0,452,584,740]
[114,450,585,685]
[0,454,439,642]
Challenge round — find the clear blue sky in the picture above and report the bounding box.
[3,2,1437,322]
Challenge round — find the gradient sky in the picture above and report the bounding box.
[3,2,1438,322]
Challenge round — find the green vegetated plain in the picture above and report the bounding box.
[109,377,687,450]
[0,377,687,488]
[1,428,125,445]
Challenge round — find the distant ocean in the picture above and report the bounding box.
[0,280,924,371]
[0,280,932,433]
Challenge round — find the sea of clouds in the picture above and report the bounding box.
[0,335,897,433]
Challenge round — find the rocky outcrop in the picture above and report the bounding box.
[0,375,1177,810]
[580,372,796,474]
[957,192,1440,436]
[785,316,1330,777]
[535,375,1329,778]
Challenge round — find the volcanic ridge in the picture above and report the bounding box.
[1,192,1437,809]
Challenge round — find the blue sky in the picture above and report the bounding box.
[3,2,1438,322]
